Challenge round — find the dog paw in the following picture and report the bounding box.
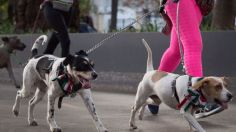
[13,109,19,116]
[51,128,62,132]
[29,121,38,126]
[129,123,138,129]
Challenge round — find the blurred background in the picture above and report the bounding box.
[0,0,236,34]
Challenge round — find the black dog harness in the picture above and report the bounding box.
[172,76,207,111]
[171,75,193,103]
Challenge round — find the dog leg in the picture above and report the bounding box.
[138,98,157,120]
[12,90,23,116]
[28,89,46,126]
[181,112,206,132]
[129,83,151,129]
[6,62,20,88]
[138,103,146,120]
[79,89,108,132]
[47,93,61,132]
[13,68,37,116]
[12,85,32,116]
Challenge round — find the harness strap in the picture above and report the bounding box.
[177,76,207,112]
[172,76,180,103]
[172,75,193,103]
[188,76,193,87]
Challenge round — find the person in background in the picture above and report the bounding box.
[42,0,74,57]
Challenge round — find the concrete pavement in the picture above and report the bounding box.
[1,81,236,132]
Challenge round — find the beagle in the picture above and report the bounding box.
[129,39,233,132]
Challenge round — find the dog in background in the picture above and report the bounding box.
[12,35,108,132]
[0,36,26,88]
[129,39,233,132]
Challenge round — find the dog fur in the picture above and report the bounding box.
[12,35,108,132]
[129,39,233,132]
[0,36,26,88]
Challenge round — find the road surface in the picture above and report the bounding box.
[0,81,236,132]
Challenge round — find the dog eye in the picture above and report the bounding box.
[224,84,228,87]
[215,84,222,91]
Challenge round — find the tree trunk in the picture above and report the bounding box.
[110,0,118,31]
[211,0,236,30]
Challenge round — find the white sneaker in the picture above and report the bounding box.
[194,104,224,119]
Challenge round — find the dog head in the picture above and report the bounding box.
[192,77,233,109]
[2,36,26,51]
[63,50,97,86]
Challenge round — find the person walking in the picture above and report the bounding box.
[42,0,74,57]
[148,0,222,119]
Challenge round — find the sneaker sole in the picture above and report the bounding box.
[194,106,224,119]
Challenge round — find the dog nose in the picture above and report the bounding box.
[92,72,98,79]
[227,93,233,100]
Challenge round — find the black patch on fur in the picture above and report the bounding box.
[36,56,55,79]
[76,50,88,56]
[63,54,74,66]
[50,109,54,118]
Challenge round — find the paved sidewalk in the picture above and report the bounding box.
[0,81,236,132]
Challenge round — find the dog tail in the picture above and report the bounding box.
[31,35,48,57]
[142,39,154,72]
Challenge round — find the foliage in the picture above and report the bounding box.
[0,0,8,21]
[80,0,91,15]
[0,0,15,34]
[140,23,159,32]
[200,14,214,31]
[0,20,14,34]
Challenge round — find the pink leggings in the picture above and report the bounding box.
[158,0,203,77]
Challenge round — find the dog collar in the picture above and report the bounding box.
[52,64,82,96]
[177,76,207,112]
[52,63,92,96]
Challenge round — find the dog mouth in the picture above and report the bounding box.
[214,98,228,109]
[18,46,26,51]
[77,75,91,88]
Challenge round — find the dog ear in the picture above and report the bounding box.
[76,50,88,56]
[192,78,209,90]
[221,77,229,82]
[63,54,74,66]
[2,37,9,42]
[221,76,229,87]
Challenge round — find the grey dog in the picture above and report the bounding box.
[0,36,26,88]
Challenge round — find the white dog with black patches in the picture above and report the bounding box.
[12,35,108,132]
[129,39,233,132]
